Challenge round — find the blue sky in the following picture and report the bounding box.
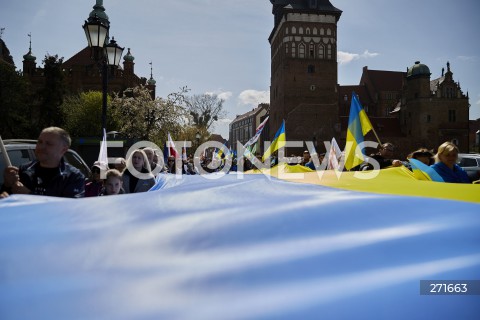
[1,0,479,138]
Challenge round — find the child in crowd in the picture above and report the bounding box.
[100,169,124,196]
[85,161,104,197]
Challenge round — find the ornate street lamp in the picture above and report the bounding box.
[105,37,123,67]
[82,14,124,135]
[195,131,201,150]
[476,130,480,153]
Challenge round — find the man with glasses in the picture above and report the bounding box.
[360,142,402,171]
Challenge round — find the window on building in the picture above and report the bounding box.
[307,65,315,73]
[292,27,296,34]
[327,44,332,59]
[320,28,325,35]
[306,28,311,35]
[448,110,456,122]
[313,27,318,35]
[318,45,324,59]
[299,43,305,58]
[292,43,296,57]
[327,28,332,36]
[299,27,304,35]
[309,43,315,58]
[444,87,455,98]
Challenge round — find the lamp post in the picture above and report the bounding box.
[476,130,480,153]
[83,14,124,135]
[195,131,201,151]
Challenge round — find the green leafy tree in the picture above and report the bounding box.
[0,61,33,138]
[36,54,66,128]
[110,85,189,143]
[62,91,118,137]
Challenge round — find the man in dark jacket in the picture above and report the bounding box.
[359,142,402,171]
[1,127,85,198]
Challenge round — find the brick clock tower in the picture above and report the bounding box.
[268,0,342,150]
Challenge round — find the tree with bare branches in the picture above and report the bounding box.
[185,94,226,130]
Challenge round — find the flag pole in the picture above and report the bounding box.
[0,135,12,167]
[370,126,382,146]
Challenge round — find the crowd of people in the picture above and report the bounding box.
[0,127,477,200]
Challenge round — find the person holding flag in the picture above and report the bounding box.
[164,132,181,174]
[357,142,402,171]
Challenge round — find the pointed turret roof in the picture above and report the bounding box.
[123,48,134,62]
[23,33,36,62]
[147,61,156,85]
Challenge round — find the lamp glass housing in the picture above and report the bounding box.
[105,38,124,66]
[83,19,108,48]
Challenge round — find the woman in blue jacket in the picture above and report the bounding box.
[431,141,470,183]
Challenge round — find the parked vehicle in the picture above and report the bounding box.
[0,140,91,186]
[457,153,480,182]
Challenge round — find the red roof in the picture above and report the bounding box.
[62,47,96,68]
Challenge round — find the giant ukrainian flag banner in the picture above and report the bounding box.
[262,119,286,162]
[344,92,374,170]
[1,171,479,319]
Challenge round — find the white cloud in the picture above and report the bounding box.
[238,90,270,106]
[205,90,233,101]
[338,50,379,65]
[218,91,233,101]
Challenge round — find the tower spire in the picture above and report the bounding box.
[147,61,156,85]
[146,61,156,99]
[23,32,36,62]
[28,32,32,52]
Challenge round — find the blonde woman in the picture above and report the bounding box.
[122,149,155,193]
[431,141,470,183]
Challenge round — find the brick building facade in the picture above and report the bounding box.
[264,0,471,158]
[229,103,269,153]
